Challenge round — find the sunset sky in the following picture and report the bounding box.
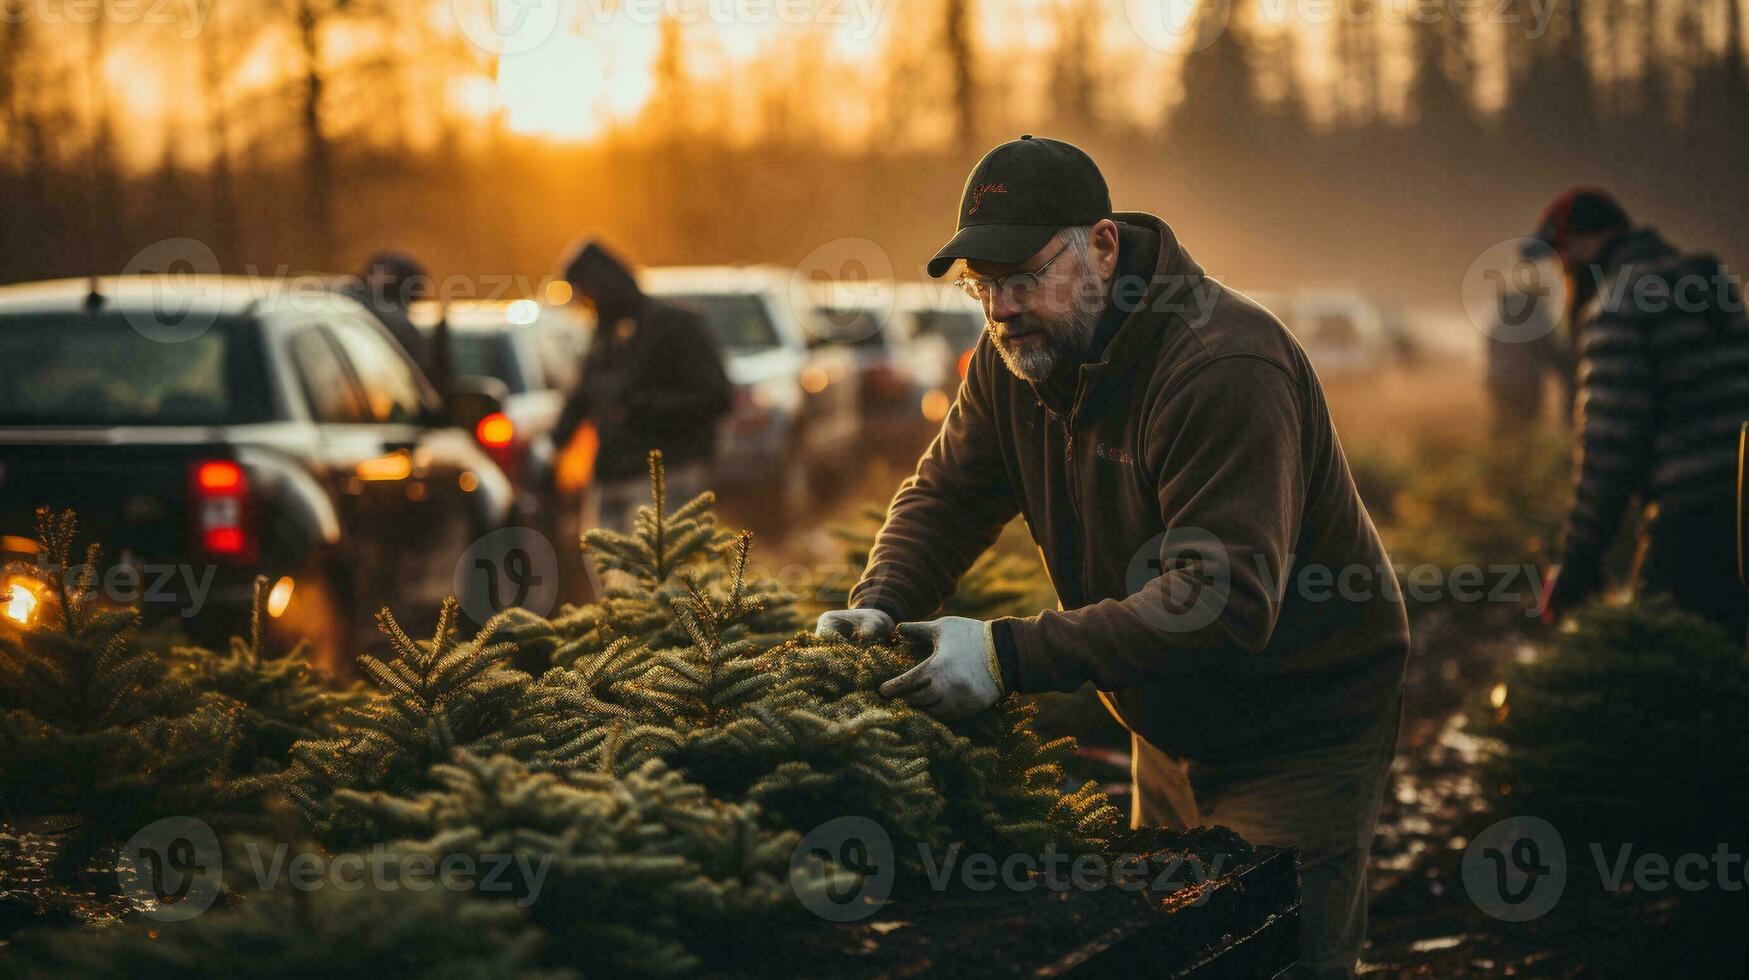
[67,0,1742,166]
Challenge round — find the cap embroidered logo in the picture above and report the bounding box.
[968,182,1007,215]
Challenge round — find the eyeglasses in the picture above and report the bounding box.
[954,243,1071,303]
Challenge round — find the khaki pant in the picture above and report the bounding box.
[1130,698,1402,979]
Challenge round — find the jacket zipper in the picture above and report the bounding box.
[1059,412,1090,603]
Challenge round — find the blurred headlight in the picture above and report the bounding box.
[2,575,42,627]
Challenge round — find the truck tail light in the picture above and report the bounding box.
[191,459,254,563]
[476,412,515,449]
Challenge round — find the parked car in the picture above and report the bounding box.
[415,298,589,535]
[807,285,926,433]
[640,266,861,503]
[0,276,515,672]
[893,283,987,424]
[1243,287,1394,374]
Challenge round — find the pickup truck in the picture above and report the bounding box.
[0,276,515,673]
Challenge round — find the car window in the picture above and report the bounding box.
[449,332,526,394]
[324,314,429,423]
[812,309,889,350]
[0,313,273,426]
[289,328,369,423]
[666,293,781,354]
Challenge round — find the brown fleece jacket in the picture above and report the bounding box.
[851,213,1409,762]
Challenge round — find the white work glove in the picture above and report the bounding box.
[878,617,1005,722]
[814,607,896,640]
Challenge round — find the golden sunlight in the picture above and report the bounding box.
[494,18,660,140]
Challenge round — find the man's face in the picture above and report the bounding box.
[966,233,1105,383]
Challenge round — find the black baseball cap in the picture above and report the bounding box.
[926,135,1113,278]
[1521,187,1630,258]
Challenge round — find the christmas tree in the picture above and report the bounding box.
[170,576,363,778]
[814,505,1056,622]
[285,597,544,846]
[11,861,566,980]
[12,457,1135,975]
[0,509,285,885]
[272,452,1120,972]
[1481,597,1749,852]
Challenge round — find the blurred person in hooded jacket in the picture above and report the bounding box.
[345,249,451,396]
[553,239,732,533]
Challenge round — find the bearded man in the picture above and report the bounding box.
[816,136,1410,979]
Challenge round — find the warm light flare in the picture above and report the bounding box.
[3,578,40,627]
[921,388,951,423]
[800,366,830,394]
[477,412,517,448]
[266,576,296,619]
[355,451,414,482]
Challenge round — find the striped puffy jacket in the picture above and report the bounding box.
[1560,228,1749,577]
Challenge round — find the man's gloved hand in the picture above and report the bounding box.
[878,617,1005,722]
[815,607,896,640]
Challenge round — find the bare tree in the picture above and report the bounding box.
[1047,0,1102,136]
[943,0,977,150]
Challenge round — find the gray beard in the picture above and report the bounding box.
[989,291,1104,383]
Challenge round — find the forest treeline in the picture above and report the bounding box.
[1,0,1744,302]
